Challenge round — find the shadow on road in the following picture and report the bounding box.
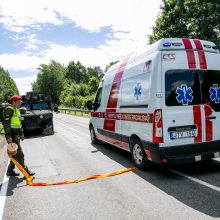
[91,142,220,218]
[24,130,56,139]
[0,177,24,197]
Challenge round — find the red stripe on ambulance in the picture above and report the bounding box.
[204,104,213,141]
[182,38,196,69]
[193,39,207,69]
[96,133,129,151]
[92,112,153,123]
[104,58,129,132]
[193,106,202,143]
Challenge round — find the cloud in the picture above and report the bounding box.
[0,0,162,93]
[14,75,37,95]
[0,0,161,48]
[0,52,46,72]
[0,0,63,32]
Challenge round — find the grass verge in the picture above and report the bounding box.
[58,110,91,118]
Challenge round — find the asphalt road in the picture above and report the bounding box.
[0,113,220,220]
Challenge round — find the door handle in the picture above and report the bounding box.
[206,116,216,120]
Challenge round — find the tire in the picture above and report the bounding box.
[89,125,99,144]
[42,119,54,135]
[130,138,151,169]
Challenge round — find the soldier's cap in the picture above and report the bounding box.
[10,95,22,102]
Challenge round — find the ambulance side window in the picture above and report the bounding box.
[94,87,102,111]
[201,70,220,112]
[165,70,202,106]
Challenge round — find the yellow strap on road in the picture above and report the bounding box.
[9,157,137,186]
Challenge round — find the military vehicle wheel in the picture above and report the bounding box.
[89,125,99,144]
[130,137,151,170]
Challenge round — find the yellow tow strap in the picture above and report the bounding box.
[9,157,137,186]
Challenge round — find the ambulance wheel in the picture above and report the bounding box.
[90,125,99,144]
[131,138,151,169]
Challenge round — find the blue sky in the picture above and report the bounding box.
[0,0,161,94]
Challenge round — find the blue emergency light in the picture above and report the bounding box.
[212,45,219,50]
[163,42,172,47]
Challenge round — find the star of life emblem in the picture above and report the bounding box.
[175,84,193,105]
[134,83,142,100]
[209,84,220,103]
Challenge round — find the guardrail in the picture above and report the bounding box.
[58,108,91,116]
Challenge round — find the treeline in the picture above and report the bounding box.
[32,0,220,109]
[32,60,103,109]
[149,0,220,44]
[0,66,19,103]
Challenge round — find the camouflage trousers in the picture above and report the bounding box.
[7,135,29,172]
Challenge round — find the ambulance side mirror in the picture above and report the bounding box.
[86,101,93,110]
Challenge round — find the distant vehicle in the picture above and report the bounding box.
[20,92,54,135]
[88,38,220,169]
[0,103,9,124]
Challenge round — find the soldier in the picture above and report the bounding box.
[3,95,35,177]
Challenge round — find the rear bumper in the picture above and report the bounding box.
[141,140,220,165]
[21,117,53,131]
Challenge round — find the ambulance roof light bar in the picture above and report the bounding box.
[212,45,219,50]
[163,42,171,47]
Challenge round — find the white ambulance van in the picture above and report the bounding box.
[88,38,220,169]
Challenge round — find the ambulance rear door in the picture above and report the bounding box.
[199,52,220,154]
[161,51,203,152]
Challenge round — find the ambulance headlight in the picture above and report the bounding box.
[163,42,171,47]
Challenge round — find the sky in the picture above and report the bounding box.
[0,0,162,95]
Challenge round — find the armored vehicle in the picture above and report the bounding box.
[20,92,54,135]
[0,103,9,124]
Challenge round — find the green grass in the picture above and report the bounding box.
[59,109,91,118]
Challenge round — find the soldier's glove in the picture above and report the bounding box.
[20,133,24,141]
[7,143,18,157]
[7,137,12,144]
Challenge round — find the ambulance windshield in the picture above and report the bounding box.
[165,70,220,112]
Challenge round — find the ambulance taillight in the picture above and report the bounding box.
[153,109,163,143]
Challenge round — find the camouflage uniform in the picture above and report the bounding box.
[3,106,30,174]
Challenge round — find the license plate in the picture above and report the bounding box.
[170,130,196,140]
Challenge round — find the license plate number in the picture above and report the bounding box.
[170,130,196,140]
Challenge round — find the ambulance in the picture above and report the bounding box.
[88,38,220,169]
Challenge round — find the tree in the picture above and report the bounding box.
[59,62,102,109]
[32,60,65,104]
[149,0,220,45]
[87,66,104,79]
[66,61,88,84]
[0,66,19,102]
[88,77,99,94]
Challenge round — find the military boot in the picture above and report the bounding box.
[26,170,35,176]
[6,170,20,176]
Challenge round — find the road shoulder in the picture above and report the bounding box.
[0,133,7,188]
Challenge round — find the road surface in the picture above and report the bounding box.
[0,113,220,220]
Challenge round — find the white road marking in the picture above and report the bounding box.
[168,168,220,193]
[54,120,90,137]
[0,160,10,220]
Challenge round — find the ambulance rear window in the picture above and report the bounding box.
[165,70,202,106]
[201,70,220,112]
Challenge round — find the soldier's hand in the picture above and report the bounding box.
[7,138,12,144]
[20,133,25,141]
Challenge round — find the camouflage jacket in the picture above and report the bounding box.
[3,107,23,140]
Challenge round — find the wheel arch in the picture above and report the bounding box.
[129,134,141,151]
